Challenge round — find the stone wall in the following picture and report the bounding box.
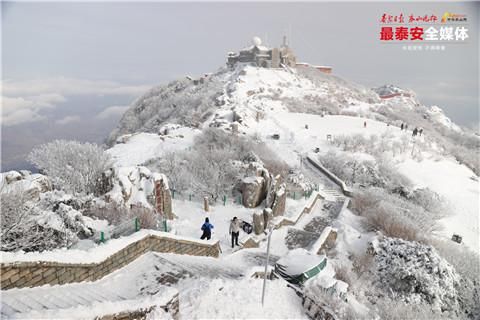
[1,235,220,290]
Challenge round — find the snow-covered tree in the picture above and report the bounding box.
[28,140,112,195]
[318,150,412,193]
[107,72,226,145]
[350,187,447,242]
[371,237,462,314]
[1,190,59,252]
[145,128,265,200]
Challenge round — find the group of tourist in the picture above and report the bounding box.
[400,123,424,136]
[200,217,250,248]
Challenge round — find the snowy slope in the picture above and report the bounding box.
[398,158,479,252]
[107,126,201,167]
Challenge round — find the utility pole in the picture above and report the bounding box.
[261,224,274,306]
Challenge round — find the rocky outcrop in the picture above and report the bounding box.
[241,176,265,208]
[240,162,277,209]
[4,171,22,184]
[0,170,52,201]
[104,166,173,218]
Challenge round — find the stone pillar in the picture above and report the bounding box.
[204,196,209,212]
[155,179,174,220]
[271,183,287,216]
[231,122,239,134]
[155,180,164,217]
[253,211,265,235]
[263,208,273,229]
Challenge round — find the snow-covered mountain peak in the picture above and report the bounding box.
[107,62,466,149]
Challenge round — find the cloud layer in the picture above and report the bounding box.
[55,115,81,125]
[96,105,129,120]
[1,77,149,126]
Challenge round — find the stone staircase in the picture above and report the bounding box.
[321,188,345,201]
[0,253,182,319]
[0,251,249,319]
[2,283,144,316]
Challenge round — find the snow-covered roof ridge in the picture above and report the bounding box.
[0,230,219,265]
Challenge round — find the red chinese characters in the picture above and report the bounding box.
[395,27,409,40]
[381,13,438,24]
[380,26,424,41]
[408,14,437,23]
[380,27,394,41]
[410,27,424,40]
[380,13,405,24]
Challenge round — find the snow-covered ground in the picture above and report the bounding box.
[170,199,257,253]
[179,276,306,319]
[107,126,200,167]
[398,158,480,252]
[170,197,313,254]
[266,113,401,163]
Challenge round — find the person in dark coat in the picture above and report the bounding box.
[200,217,214,240]
[364,121,367,128]
[419,128,423,136]
[401,123,404,130]
[229,217,242,248]
[412,127,418,136]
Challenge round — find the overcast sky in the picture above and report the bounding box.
[1,1,479,170]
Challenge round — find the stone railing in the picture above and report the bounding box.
[305,155,353,197]
[1,234,220,290]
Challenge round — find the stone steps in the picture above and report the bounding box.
[0,254,172,319]
[0,253,240,319]
[322,188,345,200]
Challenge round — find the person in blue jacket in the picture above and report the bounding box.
[200,217,214,240]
